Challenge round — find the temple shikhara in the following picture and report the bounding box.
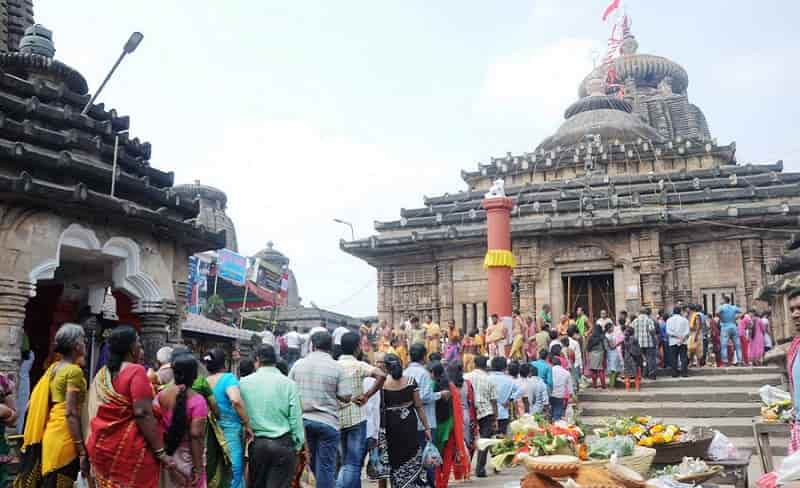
[343,18,800,342]
[0,2,225,380]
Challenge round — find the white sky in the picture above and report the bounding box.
[36,0,800,317]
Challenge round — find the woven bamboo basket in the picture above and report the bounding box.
[580,446,657,477]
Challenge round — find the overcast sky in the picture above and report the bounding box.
[37,1,800,317]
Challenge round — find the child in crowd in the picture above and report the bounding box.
[621,327,643,391]
[604,323,623,388]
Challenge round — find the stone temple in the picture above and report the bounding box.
[342,23,800,342]
[0,4,224,381]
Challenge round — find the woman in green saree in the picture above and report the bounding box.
[192,375,232,488]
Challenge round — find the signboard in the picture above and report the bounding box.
[187,256,199,314]
[250,258,282,292]
[217,249,247,286]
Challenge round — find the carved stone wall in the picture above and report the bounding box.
[672,243,692,303]
[741,238,764,305]
[0,277,33,376]
[134,299,176,367]
[437,262,454,323]
[632,230,663,311]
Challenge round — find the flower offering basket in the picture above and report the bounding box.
[580,446,656,477]
[651,427,714,465]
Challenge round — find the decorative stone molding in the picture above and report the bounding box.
[29,224,162,301]
[134,299,176,367]
[0,277,34,376]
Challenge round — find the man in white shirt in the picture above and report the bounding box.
[333,325,351,346]
[332,324,351,359]
[285,326,303,365]
[666,306,690,378]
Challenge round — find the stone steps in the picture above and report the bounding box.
[581,416,787,439]
[580,401,761,418]
[630,373,780,389]
[579,386,761,403]
[653,366,781,377]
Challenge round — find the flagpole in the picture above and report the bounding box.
[239,284,249,328]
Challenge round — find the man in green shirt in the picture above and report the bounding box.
[240,344,305,488]
[575,306,589,336]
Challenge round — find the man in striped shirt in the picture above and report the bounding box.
[289,331,352,488]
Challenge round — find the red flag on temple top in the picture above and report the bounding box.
[602,0,621,21]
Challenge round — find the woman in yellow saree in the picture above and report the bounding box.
[15,323,88,488]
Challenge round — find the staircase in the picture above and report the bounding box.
[578,366,788,456]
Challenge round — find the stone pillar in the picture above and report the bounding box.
[673,244,692,304]
[482,196,515,320]
[0,278,34,377]
[661,245,675,307]
[80,315,101,376]
[133,299,176,368]
[517,272,536,314]
[172,280,190,342]
[465,303,474,333]
[741,238,764,306]
[636,230,664,312]
[377,267,393,325]
[437,262,453,324]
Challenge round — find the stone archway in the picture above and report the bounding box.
[28,224,162,302]
[25,223,172,367]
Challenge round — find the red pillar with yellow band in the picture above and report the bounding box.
[482,194,515,319]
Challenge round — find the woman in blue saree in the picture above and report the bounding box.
[204,348,253,488]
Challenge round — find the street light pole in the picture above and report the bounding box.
[333,218,355,241]
[81,32,144,115]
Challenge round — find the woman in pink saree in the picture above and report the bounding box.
[749,314,767,365]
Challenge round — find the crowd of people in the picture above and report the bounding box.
[0,297,774,488]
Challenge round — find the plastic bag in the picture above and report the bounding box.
[74,473,89,488]
[760,385,791,406]
[565,404,576,424]
[777,449,800,484]
[422,441,443,468]
[707,431,739,460]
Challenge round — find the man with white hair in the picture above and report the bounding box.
[155,346,174,386]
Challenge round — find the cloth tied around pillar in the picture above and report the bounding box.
[483,249,517,268]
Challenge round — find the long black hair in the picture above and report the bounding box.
[203,347,227,374]
[446,360,465,388]
[108,325,138,375]
[164,354,198,455]
[587,322,605,350]
[383,353,403,380]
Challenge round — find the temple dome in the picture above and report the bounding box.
[536,77,665,152]
[254,241,289,266]
[579,54,689,97]
[564,94,632,119]
[536,108,665,152]
[577,23,688,98]
[173,181,237,251]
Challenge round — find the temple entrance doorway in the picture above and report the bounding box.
[563,271,615,324]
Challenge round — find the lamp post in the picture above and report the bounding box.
[81,32,144,115]
[333,218,355,241]
[110,129,129,197]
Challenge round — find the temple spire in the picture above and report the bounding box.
[2,0,35,52]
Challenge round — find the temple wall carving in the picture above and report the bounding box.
[372,232,790,329]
